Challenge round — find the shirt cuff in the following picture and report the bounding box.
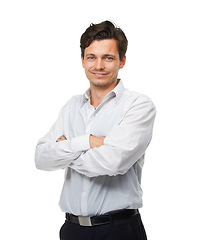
[70,134,90,153]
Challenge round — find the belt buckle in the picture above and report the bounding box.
[78,216,92,226]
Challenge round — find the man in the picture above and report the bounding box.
[35,20,156,240]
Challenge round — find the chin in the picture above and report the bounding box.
[91,80,107,87]
[87,75,117,88]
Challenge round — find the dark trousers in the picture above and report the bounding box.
[60,213,147,240]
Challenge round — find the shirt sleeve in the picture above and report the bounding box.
[69,96,156,177]
[35,102,90,171]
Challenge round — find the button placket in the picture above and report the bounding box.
[81,107,95,216]
[85,108,96,135]
[81,176,91,216]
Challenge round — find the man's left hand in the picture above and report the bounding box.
[89,135,105,149]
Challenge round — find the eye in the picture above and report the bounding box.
[106,56,114,61]
[87,56,95,60]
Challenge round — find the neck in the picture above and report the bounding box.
[90,80,118,109]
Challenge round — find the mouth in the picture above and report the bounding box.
[92,72,108,78]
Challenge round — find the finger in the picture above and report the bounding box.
[60,136,67,140]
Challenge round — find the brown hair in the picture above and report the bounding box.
[80,21,128,60]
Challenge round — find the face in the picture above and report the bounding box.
[81,39,126,90]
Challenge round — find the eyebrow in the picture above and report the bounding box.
[103,54,116,58]
[85,54,95,57]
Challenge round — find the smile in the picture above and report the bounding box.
[92,72,108,78]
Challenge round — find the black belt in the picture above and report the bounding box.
[65,209,139,226]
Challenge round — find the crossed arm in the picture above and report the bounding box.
[56,135,105,149]
[35,97,156,177]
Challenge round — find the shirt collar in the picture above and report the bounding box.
[81,88,91,106]
[80,79,125,107]
[111,79,124,102]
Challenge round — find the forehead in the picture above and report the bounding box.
[84,39,119,56]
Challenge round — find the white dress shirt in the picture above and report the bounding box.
[35,80,156,216]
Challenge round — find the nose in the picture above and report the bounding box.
[95,58,104,70]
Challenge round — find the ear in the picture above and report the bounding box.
[81,55,85,68]
[119,55,126,69]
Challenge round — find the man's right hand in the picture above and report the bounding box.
[89,135,105,149]
[56,136,67,142]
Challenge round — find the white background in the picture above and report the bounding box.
[0,0,198,239]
